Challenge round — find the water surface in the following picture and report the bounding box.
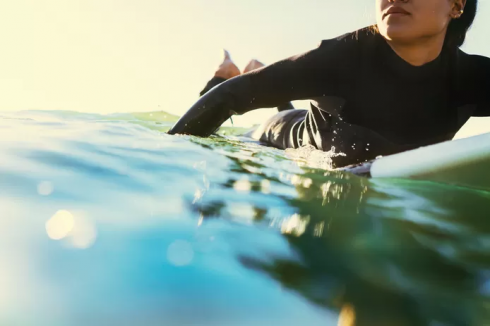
[1,111,489,326]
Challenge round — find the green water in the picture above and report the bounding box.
[1,110,489,326]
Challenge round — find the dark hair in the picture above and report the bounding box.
[445,0,478,48]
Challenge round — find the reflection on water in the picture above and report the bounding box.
[46,210,75,240]
[1,111,490,326]
[240,171,490,325]
[37,180,54,196]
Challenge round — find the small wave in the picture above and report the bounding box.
[285,145,346,170]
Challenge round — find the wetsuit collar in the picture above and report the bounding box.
[377,34,444,81]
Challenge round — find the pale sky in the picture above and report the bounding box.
[0,0,489,135]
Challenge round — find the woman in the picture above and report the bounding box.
[168,0,489,168]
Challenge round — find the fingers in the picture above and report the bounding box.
[243,59,265,73]
[222,49,231,61]
[214,49,241,79]
[213,50,266,79]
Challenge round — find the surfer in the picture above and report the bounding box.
[168,0,488,168]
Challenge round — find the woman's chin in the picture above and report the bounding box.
[380,25,413,42]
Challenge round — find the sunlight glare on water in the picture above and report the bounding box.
[46,210,75,240]
[1,110,490,326]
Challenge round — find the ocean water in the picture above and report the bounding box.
[1,110,490,326]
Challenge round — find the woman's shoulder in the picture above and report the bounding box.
[317,26,379,51]
[454,49,490,114]
[310,27,379,69]
[457,49,490,71]
[455,49,490,85]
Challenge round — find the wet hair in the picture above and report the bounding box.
[445,0,478,48]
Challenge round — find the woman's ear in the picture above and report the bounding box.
[450,0,466,18]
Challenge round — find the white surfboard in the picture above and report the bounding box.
[341,132,490,190]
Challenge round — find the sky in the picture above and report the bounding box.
[0,0,489,136]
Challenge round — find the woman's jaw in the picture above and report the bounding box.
[375,0,453,47]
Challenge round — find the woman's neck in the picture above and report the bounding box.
[385,33,446,67]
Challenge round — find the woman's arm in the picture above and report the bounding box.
[168,40,346,136]
[167,73,258,136]
[468,55,490,117]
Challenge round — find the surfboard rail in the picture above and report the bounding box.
[339,132,490,189]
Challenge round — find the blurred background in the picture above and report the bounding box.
[0,0,489,136]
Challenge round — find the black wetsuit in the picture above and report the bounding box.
[168,27,490,167]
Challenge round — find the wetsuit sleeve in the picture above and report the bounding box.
[168,40,348,136]
[199,76,227,96]
[470,55,490,117]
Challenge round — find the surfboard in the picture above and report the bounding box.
[340,132,490,190]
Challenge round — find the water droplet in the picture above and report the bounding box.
[167,240,194,267]
[70,215,97,249]
[37,181,54,196]
[46,210,74,240]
